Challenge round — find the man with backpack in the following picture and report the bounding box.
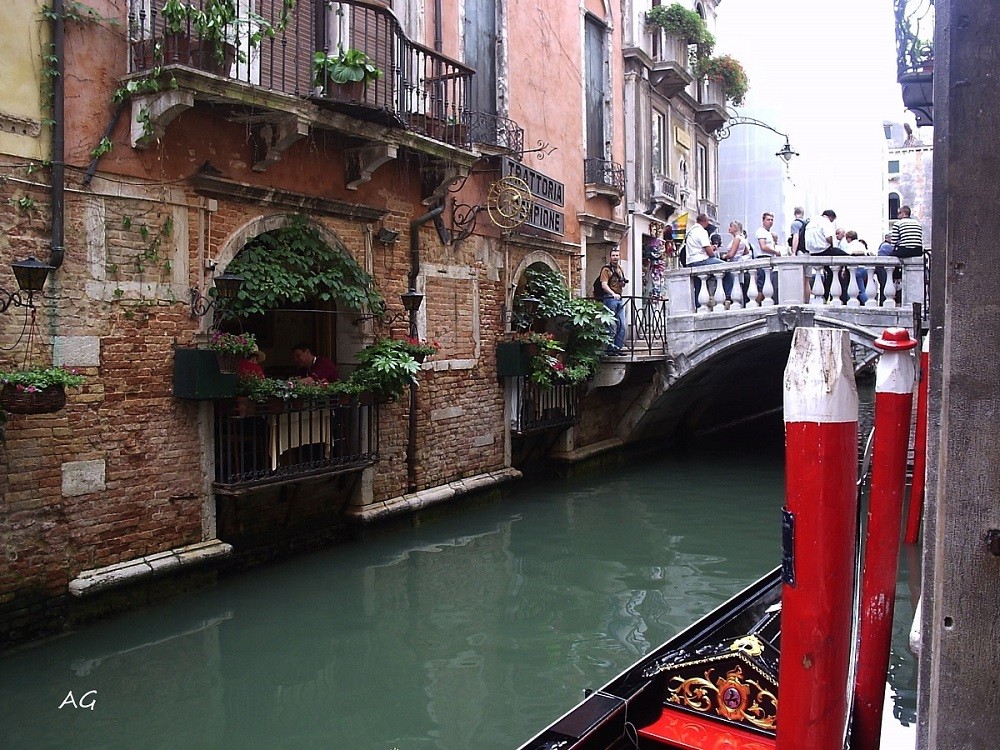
[789,207,808,255]
[595,248,628,355]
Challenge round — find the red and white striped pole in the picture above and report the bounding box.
[852,327,918,749]
[904,335,929,544]
[777,328,858,750]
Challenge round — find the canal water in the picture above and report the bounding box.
[0,451,918,749]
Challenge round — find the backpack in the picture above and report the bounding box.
[592,265,612,299]
[795,219,810,255]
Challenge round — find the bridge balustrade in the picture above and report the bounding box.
[663,256,927,315]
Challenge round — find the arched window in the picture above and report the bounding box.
[888,192,901,221]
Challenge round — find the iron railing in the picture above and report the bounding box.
[213,395,378,491]
[127,0,474,148]
[698,199,718,223]
[652,174,679,203]
[584,158,625,194]
[617,296,669,356]
[462,111,525,158]
[511,379,580,435]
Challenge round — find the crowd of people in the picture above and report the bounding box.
[677,205,925,304]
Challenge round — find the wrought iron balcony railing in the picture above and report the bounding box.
[511,379,580,436]
[462,111,525,158]
[698,199,718,224]
[127,0,474,148]
[213,395,378,492]
[584,158,625,194]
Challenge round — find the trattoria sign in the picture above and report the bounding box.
[501,156,565,235]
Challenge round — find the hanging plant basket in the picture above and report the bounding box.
[0,384,67,414]
[215,351,241,374]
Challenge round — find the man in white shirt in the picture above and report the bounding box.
[684,213,732,304]
[754,212,780,301]
[805,209,848,301]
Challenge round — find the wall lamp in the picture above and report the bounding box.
[190,271,244,318]
[0,257,53,313]
[500,294,540,330]
[353,290,425,326]
[376,227,401,245]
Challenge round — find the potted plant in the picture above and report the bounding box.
[514,265,614,387]
[696,54,749,106]
[0,366,84,415]
[645,3,715,56]
[206,330,258,374]
[324,46,383,102]
[345,337,426,401]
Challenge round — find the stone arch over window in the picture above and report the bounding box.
[212,214,371,374]
[508,252,561,311]
[888,192,901,221]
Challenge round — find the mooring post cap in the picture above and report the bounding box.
[874,327,918,351]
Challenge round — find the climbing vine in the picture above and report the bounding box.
[225,215,385,317]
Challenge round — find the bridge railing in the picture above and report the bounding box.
[664,256,928,315]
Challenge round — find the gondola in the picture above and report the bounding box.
[517,566,782,750]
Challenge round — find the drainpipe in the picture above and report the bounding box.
[406,204,444,493]
[50,0,66,269]
[433,0,443,52]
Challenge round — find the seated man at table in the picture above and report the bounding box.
[291,342,339,384]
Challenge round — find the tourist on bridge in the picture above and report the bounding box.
[684,213,733,305]
[890,205,924,257]
[805,209,847,301]
[789,207,808,255]
[754,211,781,302]
[597,248,629,355]
[724,220,751,302]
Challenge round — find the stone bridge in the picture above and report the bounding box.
[589,255,927,445]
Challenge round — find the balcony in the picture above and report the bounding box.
[649,32,693,99]
[125,0,477,173]
[213,395,378,494]
[698,199,718,224]
[584,158,625,205]
[511,379,580,436]
[894,0,934,127]
[463,111,525,159]
[651,174,679,213]
[694,79,727,133]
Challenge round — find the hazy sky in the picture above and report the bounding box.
[716,0,920,244]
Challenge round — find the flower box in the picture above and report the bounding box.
[0,384,67,414]
[173,348,237,400]
[496,342,533,377]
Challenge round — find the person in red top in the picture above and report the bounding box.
[236,349,267,380]
[292,343,339,384]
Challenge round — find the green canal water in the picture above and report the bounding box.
[0,453,918,749]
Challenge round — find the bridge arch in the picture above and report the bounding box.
[618,310,886,446]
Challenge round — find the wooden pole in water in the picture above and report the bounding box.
[852,327,918,749]
[777,327,858,750]
[904,335,929,544]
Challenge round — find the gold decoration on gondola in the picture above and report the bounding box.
[730,635,765,657]
[666,665,778,731]
[485,176,532,229]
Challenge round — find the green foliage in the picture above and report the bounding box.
[90,137,113,159]
[346,337,431,400]
[207,331,257,356]
[236,374,351,401]
[224,215,385,317]
[518,265,614,388]
[326,47,383,85]
[646,3,715,53]
[696,55,749,106]
[0,367,85,390]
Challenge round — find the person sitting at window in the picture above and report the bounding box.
[291,343,339,384]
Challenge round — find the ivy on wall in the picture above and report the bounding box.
[225,215,384,316]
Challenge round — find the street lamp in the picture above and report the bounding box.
[190,271,244,318]
[0,257,54,313]
[716,110,799,164]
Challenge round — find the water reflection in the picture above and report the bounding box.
[0,454,916,749]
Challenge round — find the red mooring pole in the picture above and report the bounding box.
[777,328,858,750]
[904,335,929,544]
[852,327,918,749]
